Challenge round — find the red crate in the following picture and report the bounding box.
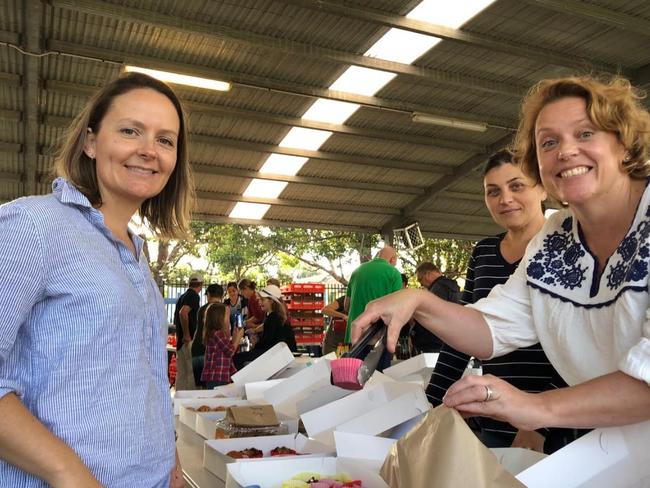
[287,300,324,310]
[289,316,324,327]
[281,283,325,294]
[295,333,324,344]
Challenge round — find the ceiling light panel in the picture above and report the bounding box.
[124,66,231,91]
[302,99,360,124]
[259,154,308,176]
[329,66,396,96]
[229,202,270,220]
[365,28,440,64]
[407,0,496,28]
[279,127,332,151]
[243,179,288,199]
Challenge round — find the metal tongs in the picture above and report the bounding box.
[342,319,388,387]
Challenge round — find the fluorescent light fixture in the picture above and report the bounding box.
[411,112,488,132]
[124,66,231,91]
[279,127,332,151]
[365,28,440,64]
[329,66,396,96]
[302,98,360,124]
[407,0,495,28]
[260,154,308,176]
[229,202,270,220]
[243,179,287,199]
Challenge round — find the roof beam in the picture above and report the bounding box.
[41,113,452,175]
[191,134,450,175]
[44,79,486,153]
[22,0,41,196]
[193,164,423,196]
[382,133,514,232]
[52,0,522,98]
[415,210,494,225]
[0,109,21,121]
[195,190,400,216]
[521,0,650,37]
[192,213,379,234]
[0,142,22,152]
[280,0,623,74]
[0,71,22,85]
[46,39,516,129]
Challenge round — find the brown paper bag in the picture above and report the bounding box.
[380,406,525,488]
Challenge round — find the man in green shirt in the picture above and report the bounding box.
[344,246,402,344]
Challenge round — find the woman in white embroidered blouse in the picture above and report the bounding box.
[353,75,650,433]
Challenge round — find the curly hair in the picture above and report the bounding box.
[512,75,650,184]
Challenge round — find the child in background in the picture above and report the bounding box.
[201,303,244,388]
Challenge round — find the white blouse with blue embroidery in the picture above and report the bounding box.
[468,184,650,387]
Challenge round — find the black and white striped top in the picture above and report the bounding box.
[425,234,566,441]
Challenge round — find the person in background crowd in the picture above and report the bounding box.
[193,283,224,388]
[234,285,288,368]
[173,273,202,390]
[346,246,402,371]
[238,279,265,330]
[322,295,348,355]
[0,72,192,487]
[410,262,461,354]
[266,277,281,288]
[354,75,650,440]
[426,150,578,454]
[201,303,244,389]
[224,281,247,333]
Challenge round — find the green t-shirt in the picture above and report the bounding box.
[345,257,402,343]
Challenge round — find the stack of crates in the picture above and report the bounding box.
[281,283,325,347]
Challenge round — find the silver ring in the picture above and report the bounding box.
[484,385,493,402]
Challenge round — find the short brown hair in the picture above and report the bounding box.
[53,72,194,239]
[415,262,440,275]
[512,75,650,184]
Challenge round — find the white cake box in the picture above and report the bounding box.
[300,382,431,447]
[516,419,650,487]
[225,456,389,488]
[334,431,398,472]
[178,398,250,429]
[231,342,295,385]
[383,353,439,384]
[173,383,244,415]
[195,409,300,439]
[244,379,285,402]
[263,358,352,418]
[203,433,333,481]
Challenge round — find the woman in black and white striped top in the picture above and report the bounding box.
[426,150,575,453]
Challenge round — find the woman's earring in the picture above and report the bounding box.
[624,152,631,162]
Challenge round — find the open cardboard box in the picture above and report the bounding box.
[195,409,300,439]
[383,353,439,385]
[516,419,650,487]
[178,398,250,429]
[203,433,333,481]
[231,342,295,385]
[244,379,285,402]
[263,358,352,418]
[225,456,389,488]
[173,383,244,415]
[300,382,431,447]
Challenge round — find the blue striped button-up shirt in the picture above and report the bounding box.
[0,178,174,487]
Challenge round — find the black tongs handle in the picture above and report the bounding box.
[343,319,386,359]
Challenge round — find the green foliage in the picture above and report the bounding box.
[400,238,475,282]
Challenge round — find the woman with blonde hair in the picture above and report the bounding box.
[354,75,650,434]
[0,72,193,487]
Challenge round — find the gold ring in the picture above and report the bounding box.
[484,385,493,402]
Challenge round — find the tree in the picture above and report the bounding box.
[267,228,380,286]
[400,238,475,282]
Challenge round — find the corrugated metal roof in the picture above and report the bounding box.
[3,0,650,239]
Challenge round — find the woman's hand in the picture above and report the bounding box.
[351,289,423,353]
[443,374,551,432]
[169,449,184,488]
